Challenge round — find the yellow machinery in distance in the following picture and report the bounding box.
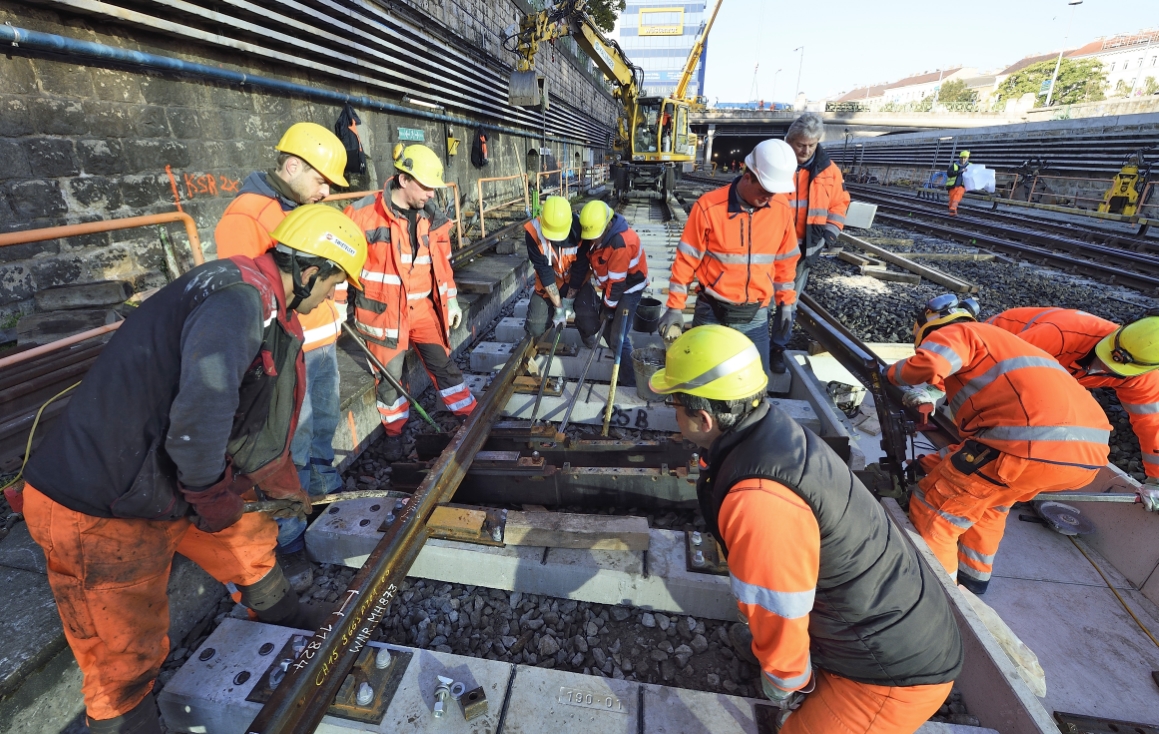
[505,0,722,198]
[1099,148,1154,217]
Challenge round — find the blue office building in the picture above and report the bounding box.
[616,2,709,98]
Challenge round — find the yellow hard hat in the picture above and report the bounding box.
[959,150,970,159]
[393,143,446,188]
[539,196,574,242]
[276,122,349,187]
[580,200,615,240]
[271,204,367,290]
[913,293,979,346]
[649,325,768,400]
[1095,316,1159,377]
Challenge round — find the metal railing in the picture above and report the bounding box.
[477,173,530,238]
[0,211,205,265]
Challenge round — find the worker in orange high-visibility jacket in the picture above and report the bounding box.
[989,307,1159,507]
[945,151,970,215]
[657,139,801,377]
[215,121,351,551]
[524,195,586,340]
[769,113,850,374]
[345,144,474,461]
[570,200,649,386]
[649,326,962,734]
[888,294,1112,594]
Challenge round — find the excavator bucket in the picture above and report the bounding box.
[509,71,547,108]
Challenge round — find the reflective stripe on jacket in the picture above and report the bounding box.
[989,307,1159,476]
[215,174,345,352]
[524,218,583,298]
[344,181,457,352]
[587,216,649,309]
[788,148,850,257]
[667,178,800,310]
[888,321,1111,468]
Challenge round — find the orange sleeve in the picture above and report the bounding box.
[667,201,707,310]
[214,210,275,260]
[772,210,801,307]
[888,328,973,389]
[1116,373,1159,478]
[719,477,818,693]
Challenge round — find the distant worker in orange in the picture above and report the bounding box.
[989,307,1159,508]
[770,113,851,374]
[216,121,351,551]
[649,326,962,733]
[523,195,585,342]
[657,138,800,377]
[888,294,1112,593]
[345,144,474,461]
[945,150,970,215]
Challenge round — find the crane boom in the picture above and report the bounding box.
[674,0,723,101]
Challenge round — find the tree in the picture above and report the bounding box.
[1112,79,1132,98]
[1145,77,1159,96]
[937,79,978,110]
[584,0,626,32]
[996,58,1107,107]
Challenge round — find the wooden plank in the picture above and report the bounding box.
[34,280,130,311]
[428,505,488,542]
[861,237,913,247]
[840,233,977,293]
[837,250,874,268]
[861,267,921,285]
[504,511,651,551]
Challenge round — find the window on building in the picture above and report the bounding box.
[1152,55,1157,66]
[1111,62,1116,72]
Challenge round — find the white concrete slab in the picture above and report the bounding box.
[641,682,758,733]
[501,665,639,734]
[990,509,1132,588]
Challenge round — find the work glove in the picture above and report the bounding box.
[1141,478,1159,512]
[658,307,685,344]
[553,297,575,326]
[180,461,253,533]
[774,302,796,343]
[253,458,312,524]
[761,670,814,728]
[447,297,463,330]
[901,384,946,410]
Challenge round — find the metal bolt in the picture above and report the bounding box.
[434,675,453,718]
[384,513,396,525]
[691,452,699,463]
[532,450,540,458]
[692,550,706,567]
[291,636,307,657]
[691,531,702,546]
[491,525,503,542]
[357,682,374,707]
[374,647,392,670]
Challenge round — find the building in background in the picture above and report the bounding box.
[832,68,972,111]
[615,2,709,98]
[1067,29,1159,94]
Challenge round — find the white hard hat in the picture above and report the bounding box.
[744,139,796,194]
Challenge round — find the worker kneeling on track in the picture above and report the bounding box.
[888,294,1112,594]
[345,144,474,461]
[649,325,962,733]
[524,195,587,339]
[19,205,368,734]
[571,200,650,387]
[216,121,352,552]
[989,307,1159,509]
[658,139,801,378]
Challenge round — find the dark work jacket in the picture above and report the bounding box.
[525,212,588,298]
[25,255,305,519]
[946,161,969,189]
[699,402,964,687]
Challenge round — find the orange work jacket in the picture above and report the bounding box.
[667,178,800,310]
[214,176,346,352]
[989,307,1159,477]
[344,181,457,351]
[787,148,851,258]
[587,216,649,309]
[524,218,582,299]
[888,321,1111,469]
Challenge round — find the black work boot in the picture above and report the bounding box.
[727,621,760,665]
[958,574,990,595]
[383,434,407,462]
[87,695,163,734]
[769,347,788,375]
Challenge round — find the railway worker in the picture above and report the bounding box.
[768,113,850,375]
[523,195,586,341]
[570,200,650,387]
[345,143,473,462]
[945,150,970,215]
[648,325,963,734]
[19,205,367,734]
[988,307,1159,507]
[216,121,351,552]
[888,294,1112,594]
[657,138,800,377]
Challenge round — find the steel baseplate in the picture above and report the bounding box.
[246,635,413,724]
[685,530,728,575]
[513,375,564,395]
[1055,710,1159,733]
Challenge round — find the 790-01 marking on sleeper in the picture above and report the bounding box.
[557,686,629,714]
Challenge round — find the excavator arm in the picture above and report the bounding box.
[673,0,722,104]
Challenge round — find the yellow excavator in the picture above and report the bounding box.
[506,0,722,198]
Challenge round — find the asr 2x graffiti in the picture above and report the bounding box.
[164,165,243,206]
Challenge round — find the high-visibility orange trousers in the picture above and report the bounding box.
[781,671,953,734]
[947,186,965,214]
[22,484,279,722]
[910,446,1097,582]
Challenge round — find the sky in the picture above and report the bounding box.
[696,0,1158,103]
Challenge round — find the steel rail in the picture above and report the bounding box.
[246,334,536,734]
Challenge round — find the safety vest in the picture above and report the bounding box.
[700,402,964,687]
[990,307,1159,477]
[890,321,1112,469]
[668,179,800,310]
[788,148,851,258]
[588,220,649,309]
[524,219,580,298]
[24,255,305,519]
[946,161,968,189]
[215,179,347,352]
[345,182,458,351]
